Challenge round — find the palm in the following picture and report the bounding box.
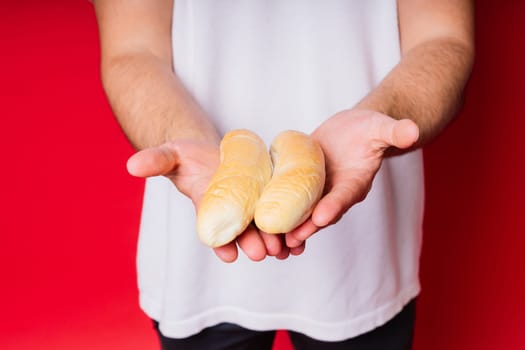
[163,141,219,207]
[313,111,391,219]
[285,109,419,246]
[127,140,295,262]
[126,140,219,205]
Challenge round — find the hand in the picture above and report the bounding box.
[285,109,419,248]
[126,140,295,262]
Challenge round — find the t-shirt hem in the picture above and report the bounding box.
[139,282,421,342]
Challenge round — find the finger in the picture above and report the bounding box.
[311,182,361,228]
[259,232,284,256]
[393,119,419,148]
[286,219,320,245]
[377,117,419,150]
[213,242,238,263]
[285,234,303,249]
[237,226,267,261]
[275,246,291,260]
[127,144,179,178]
[290,241,306,256]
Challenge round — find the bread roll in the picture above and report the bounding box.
[197,129,272,247]
[254,130,325,233]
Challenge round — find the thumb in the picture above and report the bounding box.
[377,117,419,150]
[126,144,180,178]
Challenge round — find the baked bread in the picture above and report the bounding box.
[197,129,272,247]
[254,130,325,233]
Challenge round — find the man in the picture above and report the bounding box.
[94,0,474,349]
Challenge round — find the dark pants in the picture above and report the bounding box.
[152,299,416,350]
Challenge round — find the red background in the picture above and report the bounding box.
[1,1,523,349]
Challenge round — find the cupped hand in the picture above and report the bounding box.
[285,109,419,248]
[126,140,294,262]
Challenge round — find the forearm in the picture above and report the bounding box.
[101,52,220,150]
[356,37,474,147]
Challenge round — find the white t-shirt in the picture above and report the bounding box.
[137,0,424,342]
